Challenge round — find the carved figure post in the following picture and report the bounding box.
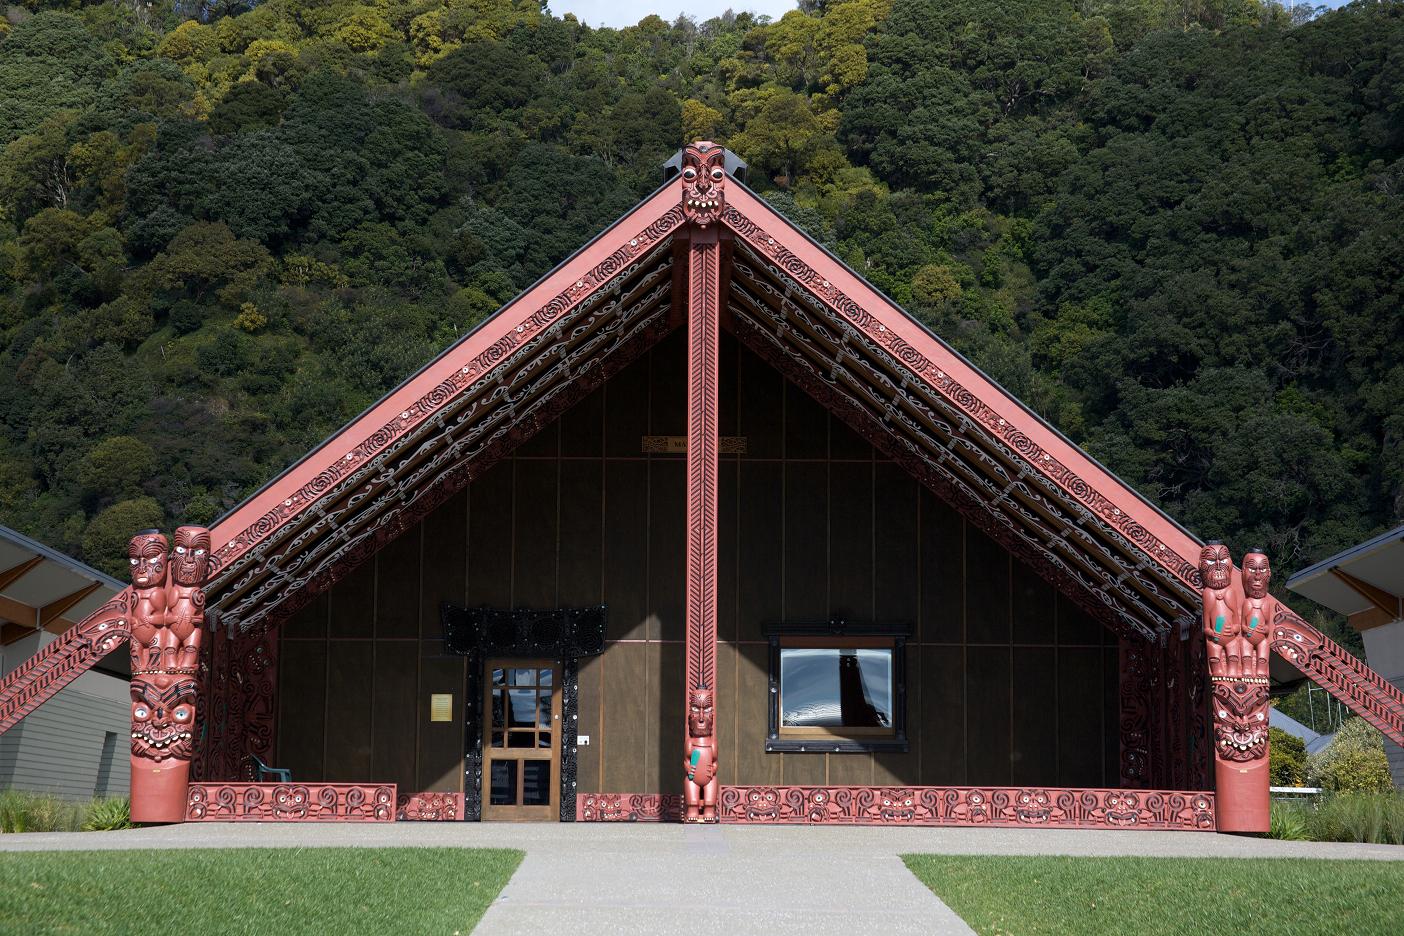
[129,526,211,823]
[1199,542,1270,833]
[682,141,724,821]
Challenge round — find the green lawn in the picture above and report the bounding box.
[903,854,1404,936]
[0,847,522,936]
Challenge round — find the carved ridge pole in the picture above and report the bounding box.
[129,525,211,823]
[681,141,724,822]
[1199,542,1271,833]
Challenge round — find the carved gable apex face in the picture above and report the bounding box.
[681,141,726,228]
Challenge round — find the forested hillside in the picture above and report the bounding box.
[1,0,1400,597]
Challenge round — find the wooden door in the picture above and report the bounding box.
[482,660,561,821]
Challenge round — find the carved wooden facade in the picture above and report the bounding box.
[4,144,1404,831]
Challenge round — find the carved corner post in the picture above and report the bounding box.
[129,526,211,823]
[682,141,724,822]
[1199,542,1271,833]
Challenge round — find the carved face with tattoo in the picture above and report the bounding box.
[1199,542,1232,591]
[1241,551,1271,600]
[688,688,714,736]
[680,142,726,227]
[128,531,168,589]
[130,678,197,761]
[170,525,211,587]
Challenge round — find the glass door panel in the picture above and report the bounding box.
[482,659,560,820]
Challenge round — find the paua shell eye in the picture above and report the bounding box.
[710,167,724,181]
[682,167,697,180]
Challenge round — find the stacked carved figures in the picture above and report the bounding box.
[1199,542,1273,833]
[128,526,211,823]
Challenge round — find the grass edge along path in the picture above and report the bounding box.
[902,853,1404,936]
[0,846,523,936]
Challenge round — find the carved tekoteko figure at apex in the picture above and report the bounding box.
[128,526,211,823]
[1200,541,1272,833]
[684,688,718,823]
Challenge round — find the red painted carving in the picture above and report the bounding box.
[0,592,130,734]
[186,616,278,781]
[718,786,1214,830]
[577,793,685,822]
[719,195,1204,596]
[1118,639,1152,787]
[1200,543,1270,833]
[684,205,722,815]
[1272,607,1404,747]
[210,191,688,580]
[684,688,718,823]
[129,526,210,824]
[396,791,465,821]
[680,142,727,228]
[186,783,395,821]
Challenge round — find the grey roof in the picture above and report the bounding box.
[1285,524,1404,618]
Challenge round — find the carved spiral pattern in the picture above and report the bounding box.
[715,786,1214,830]
[186,783,398,821]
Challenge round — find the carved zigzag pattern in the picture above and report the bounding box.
[685,241,720,694]
[1272,608,1404,746]
[0,593,131,734]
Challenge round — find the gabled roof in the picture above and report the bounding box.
[0,525,124,655]
[197,162,1206,645]
[1286,524,1404,621]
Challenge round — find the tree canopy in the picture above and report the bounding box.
[0,0,1400,619]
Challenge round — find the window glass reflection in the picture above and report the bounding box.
[779,648,893,729]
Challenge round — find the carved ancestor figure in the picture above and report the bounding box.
[1198,542,1239,678]
[684,688,718,823]
[129,526,211,823]
[680,141,726,228]
[1238,550,1274,682]
[1199,542,1271,833]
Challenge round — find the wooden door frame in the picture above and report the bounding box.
[481,658,561,821]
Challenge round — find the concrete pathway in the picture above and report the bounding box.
[5,823,1404,935]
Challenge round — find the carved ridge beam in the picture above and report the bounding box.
[728,254,1196,628]
[213,251,676,635]
[718,194,1203,595]
[207,190,688,579]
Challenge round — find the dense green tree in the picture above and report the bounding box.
[0,0,1400,684]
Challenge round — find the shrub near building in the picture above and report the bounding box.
[1308,718,1393,794]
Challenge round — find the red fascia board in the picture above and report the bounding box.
[210,184,685,565]
[721,184,1202,586]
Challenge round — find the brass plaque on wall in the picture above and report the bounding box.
[430,693,453,722]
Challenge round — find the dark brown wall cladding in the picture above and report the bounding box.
[275,330,1119,796]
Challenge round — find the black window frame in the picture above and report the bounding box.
[764,619,910,754]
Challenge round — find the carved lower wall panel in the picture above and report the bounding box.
[719,786,1215,830]
[576,793,685,822]
[187,783,396,821]
[396,791,465,821]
